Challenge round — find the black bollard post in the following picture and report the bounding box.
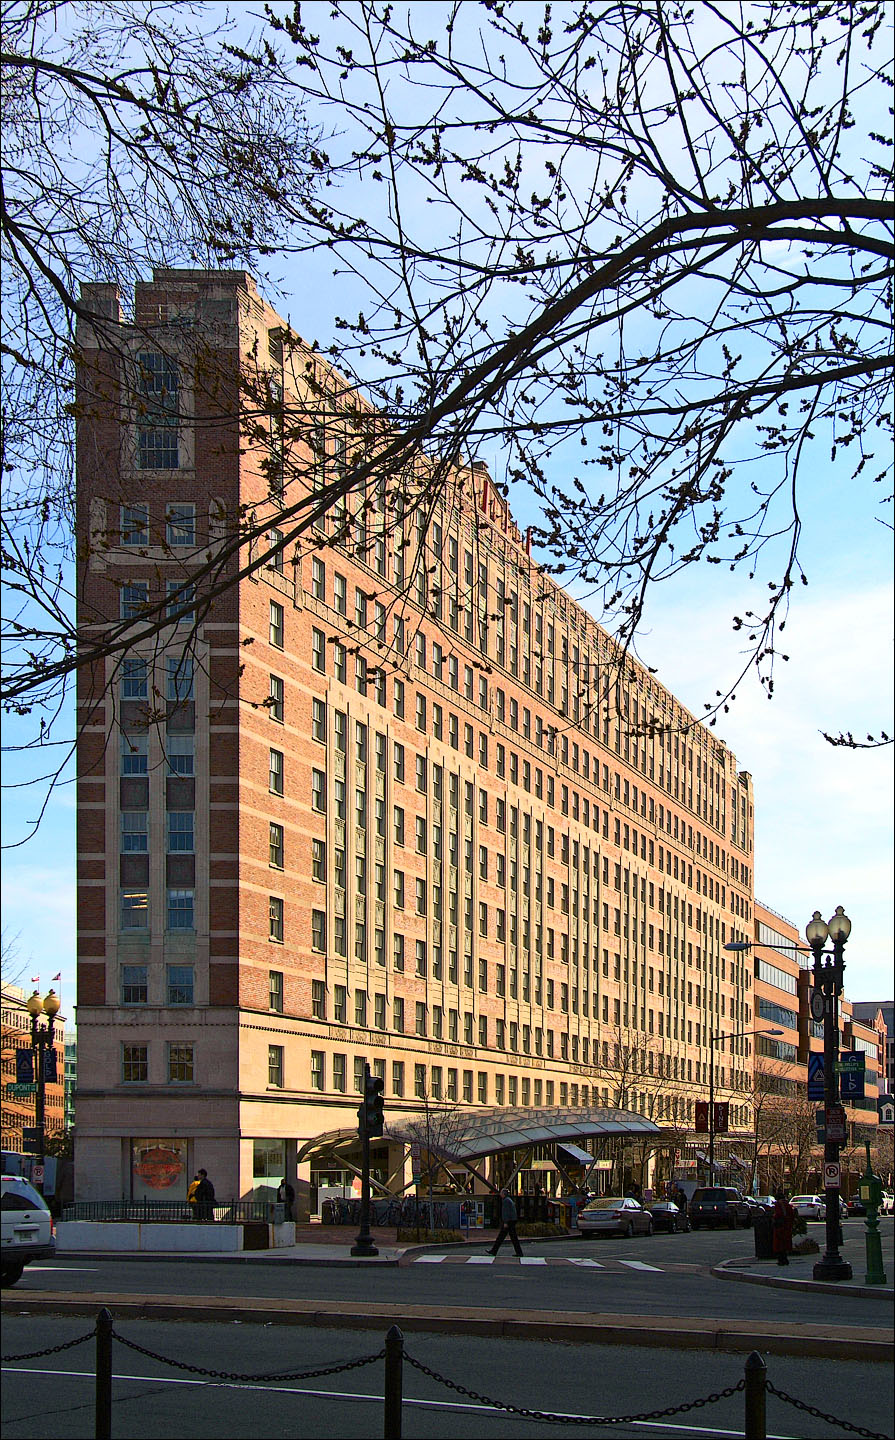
[383,1324,404,1440]
[95,1307,113,1440]
[743,1350,767,1440]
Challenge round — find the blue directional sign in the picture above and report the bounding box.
[807,1053,825,1101]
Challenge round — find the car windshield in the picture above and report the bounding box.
[792,1196,815,1203]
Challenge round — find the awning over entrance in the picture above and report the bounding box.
[298,1106,660,1166]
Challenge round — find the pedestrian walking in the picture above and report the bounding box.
[488,1188,523,1257]
[772,1189,795,1265]
[277,1177,295,1221]
[187,1174,201,1220]
[194,1168,215,1223]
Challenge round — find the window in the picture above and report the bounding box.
[269,895,284,942]
[312,629,326,673]
[268,1045,284,1087]
[167,811,194,853]
[312,697,326,742]
[166,580,195,624]
[310,556,325,599]
[332,1054,347,1092]
[122,1045,148,1083]
[375,993,386,1029]
[334,573,347,615]
[392,1061,405,1097]
[267,600,284,649]
[334,985,347,1022]
[355,991,367,1027]
[394,807,405,846]
[310,1051,325,1090]
[121,964,147,1005]
[167,888,194,930]
[120,890,148,929]
[166,654,193,701]
[122,658,148,699]
[311,769,326,812]
[121,581,148,620]
[311,909,326,951]
[269,822,284,868]
[121,811,148,853]
[312,838,326,882]
[269,748,284,794]
[415,939,427,976]
[166,734,194,776]
[269,674,284,722]
[168,1043,194,1083]
[266,527,284,573]
[162,964,194,1006]
[136,351,179,469]
[354,1057,367,1093]
[121,503,149,546]
[269,970,284,1012]
[394,743,405,782]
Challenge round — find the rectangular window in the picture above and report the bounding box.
[269,674,284,722]
[120,889,149,930]
[311,979,326,1019]
[121,503,149,546]
[166,654,193,702]
[269,821,284,868]
[310,1051,325,1090]
[121,581,149,620]
[311,556,325,599]
[167,811,194,853]
[121,658,148,699]
[266,527,284,573]
[120,811,148,853]
[393,934,404,971]
[269,748,284,794]
[392,1061,405,1097]
[166,580,195,625]
[120,964,148,1005]
[311,909,326,951]
[332,1054,347,1092]
[168,1043,194,1083]
[269,970,284,1012]
[311,769,326,812]
[136,351,179,469]
[334,985,347,1022]
[166,734,194,776]
[269,895,284,942]
[166,964,194,1005]
[167,888,194,931]
[268,1045,284,1088]
[122,1045,148,1083]
[355,990,367,1027]
[268,600,284,649]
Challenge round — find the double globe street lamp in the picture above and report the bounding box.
[25,988,61,1194]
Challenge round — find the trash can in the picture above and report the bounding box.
[753,1208,773,1259]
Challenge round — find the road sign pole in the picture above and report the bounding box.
[816,988,851,1281]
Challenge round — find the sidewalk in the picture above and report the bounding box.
[711,1225,894,1300]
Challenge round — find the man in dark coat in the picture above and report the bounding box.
[194,1168,215,1222]
[772,1190,795,1265]
[488,1188,524,1257]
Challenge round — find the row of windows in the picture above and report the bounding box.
[121,654,193,702]
[121,811,195,854]
[122,1042,193,1083]
[120,733,194,776]
[120,501,195,548]
[121,965,194,1005]
[121,889,194,931]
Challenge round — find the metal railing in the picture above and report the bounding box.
[62,1199,282,1224]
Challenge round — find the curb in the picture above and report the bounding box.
[712,1258,895,1301]
[4,1291,892,1361]
[52,1250,403,1267]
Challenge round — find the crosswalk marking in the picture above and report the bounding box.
[412,1254,663,1271]
[568,1257,604,1268]
[519,1256,547,1265]
[415,1254,447,1263]
[618,1259,663,1271]
[466,1255,494,1264]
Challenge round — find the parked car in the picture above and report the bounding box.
[688,1187,752,1229]
[844,1196,867,1217]
[880,1190,894,1216]
[578,1197,653,1237]
[753,1195,777,1211]
[648,1200,690,1233]
[1,1175,55,1286]
[790,1194,826,1220]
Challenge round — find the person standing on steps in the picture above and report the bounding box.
[488,1188,523,1257]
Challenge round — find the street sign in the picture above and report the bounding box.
[815,1108,826,1144]
[810,990,826,1022]
[22,1139,42,1154]
[824,1161,842,1188]
[836,1053,865,1073]
[31,1164,44,1185]
[825,1104,848,1143]
[807,1053,825,1101]
[694,1100,709,1133]
[8,1083,37,1098]
[15,1050,34,1084]
[713,1101,730,1134]
[840,1070,866,1099]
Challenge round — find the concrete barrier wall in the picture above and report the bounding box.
[57,1222,244,1252]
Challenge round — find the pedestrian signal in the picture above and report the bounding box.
[357,1068,385,1137]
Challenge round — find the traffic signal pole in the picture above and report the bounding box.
[351,1063,380,1257]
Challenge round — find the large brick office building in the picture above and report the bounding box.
[74,268,758,1204]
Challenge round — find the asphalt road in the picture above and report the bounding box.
[3,1315,893,1440]
[15,1223,893,1332]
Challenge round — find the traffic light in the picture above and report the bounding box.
[357,1069,385,1137]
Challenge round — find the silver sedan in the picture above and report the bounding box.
[578,1197,653,1237]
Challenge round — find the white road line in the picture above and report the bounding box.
[414,1254,447,1263]
[0,1367,799,1437]
[567,1257,604,1267]
[466,1255,494,1263]
[519,1256,547,1265]
[27,1266,99,1273]
[618,1259,663,1271]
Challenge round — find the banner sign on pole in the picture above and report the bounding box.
[807,1053,825,1101]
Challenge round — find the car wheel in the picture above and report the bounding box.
[1,1263,25,1287]
[645,1219,653,1236]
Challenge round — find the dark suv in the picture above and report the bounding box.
[688,1187,752,1229]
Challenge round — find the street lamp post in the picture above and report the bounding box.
[806,906,853,1282]
[708,1027,782,1183]
[25,989,61,1196]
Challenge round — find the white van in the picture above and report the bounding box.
[1,1175,56,1285]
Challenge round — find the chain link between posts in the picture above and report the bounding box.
[1,1332,95,1362]
[765,1380,892,1440]
[111,1329,386,1384]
